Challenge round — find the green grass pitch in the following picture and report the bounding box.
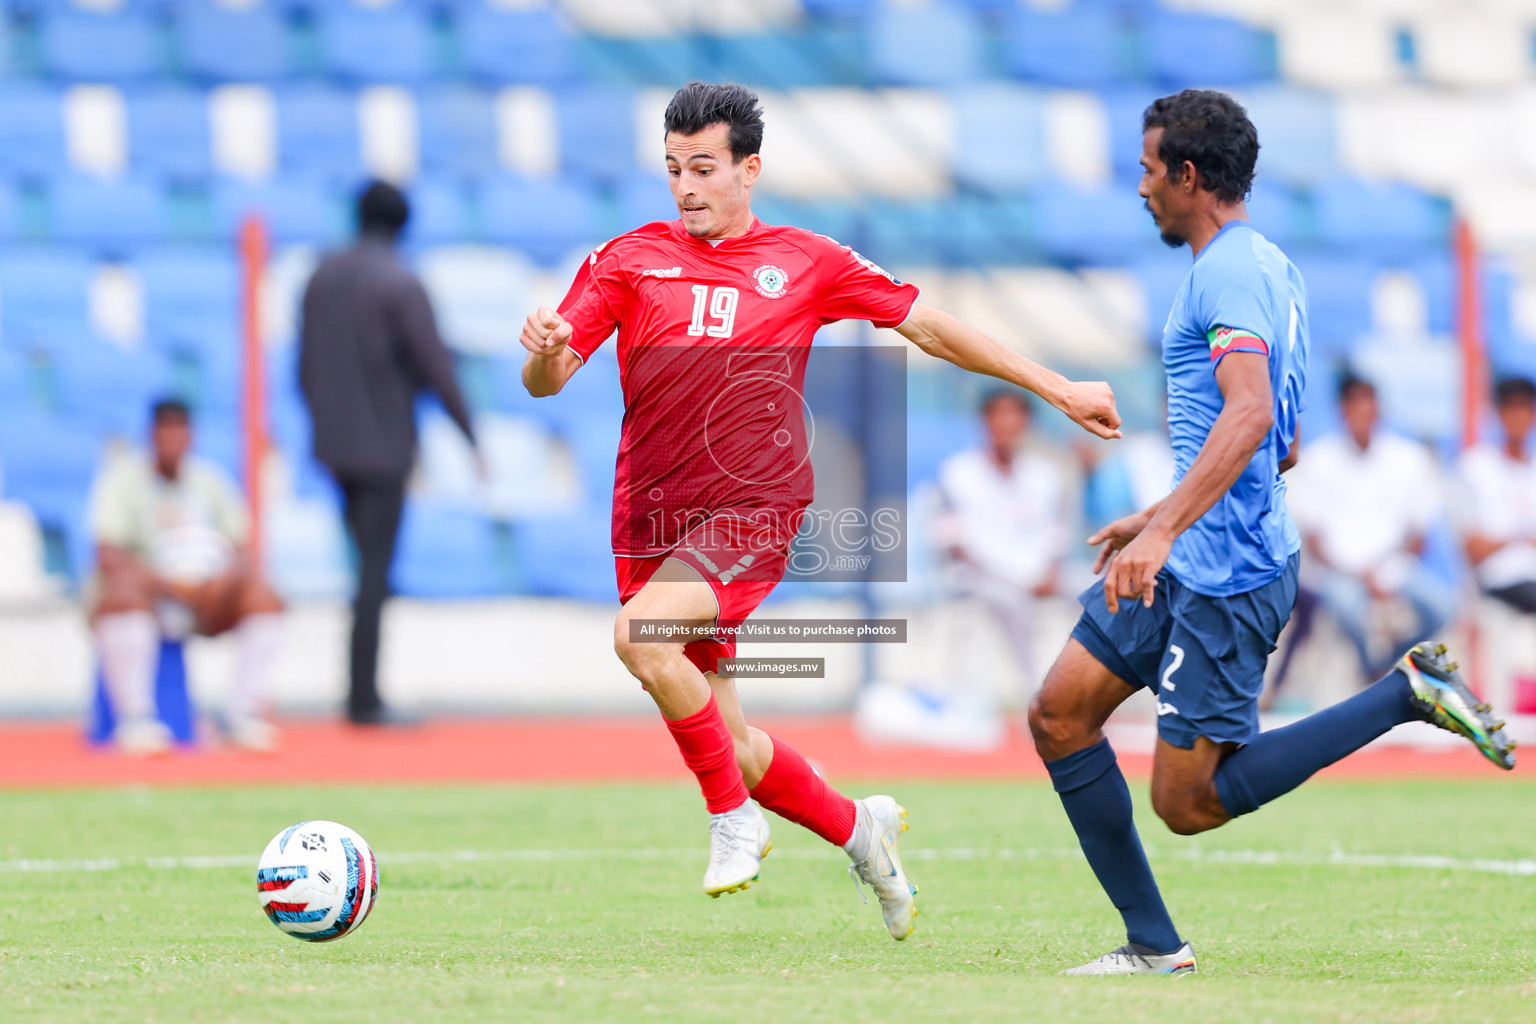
[0,778,1532,1022]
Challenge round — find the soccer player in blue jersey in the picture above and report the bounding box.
[1028,90,1517,976]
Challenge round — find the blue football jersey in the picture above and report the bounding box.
[1161,220,1308,597]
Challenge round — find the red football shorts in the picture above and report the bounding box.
[616,514,793,676]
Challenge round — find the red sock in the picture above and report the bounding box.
[663,695,749,814]
[749,735,857,847]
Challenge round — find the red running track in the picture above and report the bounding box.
[0,717,1520,789]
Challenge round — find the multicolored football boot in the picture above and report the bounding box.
[1397,642,1516,771]
[847,795,918,940]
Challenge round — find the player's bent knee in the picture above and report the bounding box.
[1027,693,1091,758]
[1151,791,1218,836]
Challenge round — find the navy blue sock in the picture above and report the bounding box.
[1045,737,1181,954]
[1215,669,1423,818]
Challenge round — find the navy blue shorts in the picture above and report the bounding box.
[1070,553,1300,749]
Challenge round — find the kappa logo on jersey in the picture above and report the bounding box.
[752,264,789,299]
[642,266,683,278]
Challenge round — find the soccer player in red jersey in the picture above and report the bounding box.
[520,82,1121,940]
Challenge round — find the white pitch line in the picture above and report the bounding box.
[0,846,1531,877]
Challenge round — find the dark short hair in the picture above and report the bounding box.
[151,397,191,425]
[663,82,765,163]
[1495,376,1536,407]
[1338,373,1375,403]
[1142,90,1259,204]
[357,180,409,236]
[980,387,1031,416]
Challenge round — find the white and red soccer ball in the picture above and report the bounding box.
[256,820,378,942]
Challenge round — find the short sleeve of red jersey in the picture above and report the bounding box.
[556,242,626,362]
[811,237,920,328]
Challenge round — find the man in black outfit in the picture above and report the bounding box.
[299,181,478,725]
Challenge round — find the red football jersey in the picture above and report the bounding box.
[557,217,919,558]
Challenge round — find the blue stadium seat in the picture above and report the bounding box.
[404,177,471,247]
[555,88,635,184]
[749,197,863,246]
[616,174,678,229]
[136,246,240,342]
[0,247,93,343]
[515,508,615,602]
[869,2,983,87]
[317,5,434,85]
[211,177,344,246]
[1242,87,1337,187]
[191,415,243,478]
[1100,87,1168,184]
[1245,182,1306,250]
[0,181,21,242]
[1312,179,1450,253]
[1286,251,1374,357]
[573,36,706,89]
[907,412,979,487]
[801,0,878,23]
[1005,8,1124,88]
[477,176,600,265]
[179,1,289,81]
[457,4,573,86]
[39,10,159,80]
[950,196,1035,265]
[392,501,509,598]
[1032,184,1152,264]
[708,32,841,89]
[557,415,621,503]
[1141,11,1276,89]
[0,85,67,180]
[417,87,497,180]
[863,200,951,268]
[51,176,167,250]
[276,85,362,182]
[52,333,172,439]
[127,88,212,183]
[951,84,1048,195]
[0,409,101,535]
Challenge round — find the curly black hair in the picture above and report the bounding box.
[663,81,765,163]
[1142,90,1258,204]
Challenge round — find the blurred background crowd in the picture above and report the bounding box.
[1,0,1535,750]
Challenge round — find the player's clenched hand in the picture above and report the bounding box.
[1101,528,1172,614]
[1058,380,1122,440]
[520,305,573,356]
[1088,508,1153,575]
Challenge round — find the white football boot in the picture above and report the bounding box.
[703,800,771,897]
[846,795,918,940]
[113,717,172,756]
[1063,941,1197,976]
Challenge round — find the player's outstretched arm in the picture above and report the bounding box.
[895,303,1121,439]
[521,305,582,397]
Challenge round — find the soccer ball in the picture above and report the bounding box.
[256,820,379,942]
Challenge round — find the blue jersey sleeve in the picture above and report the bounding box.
[1192,253,1272,364]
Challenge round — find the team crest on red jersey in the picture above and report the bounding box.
[752,264,790,299]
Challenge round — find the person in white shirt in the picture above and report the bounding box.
[1455,376,1536,611]
[930,389,1072,723]
[1286,375,1453,681]
[88,399,285,753]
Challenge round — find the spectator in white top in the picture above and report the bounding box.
[930,389,1071,718]
[1455,376,1536,612]
[1286,374,1453,681]
[88,399,285,754]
